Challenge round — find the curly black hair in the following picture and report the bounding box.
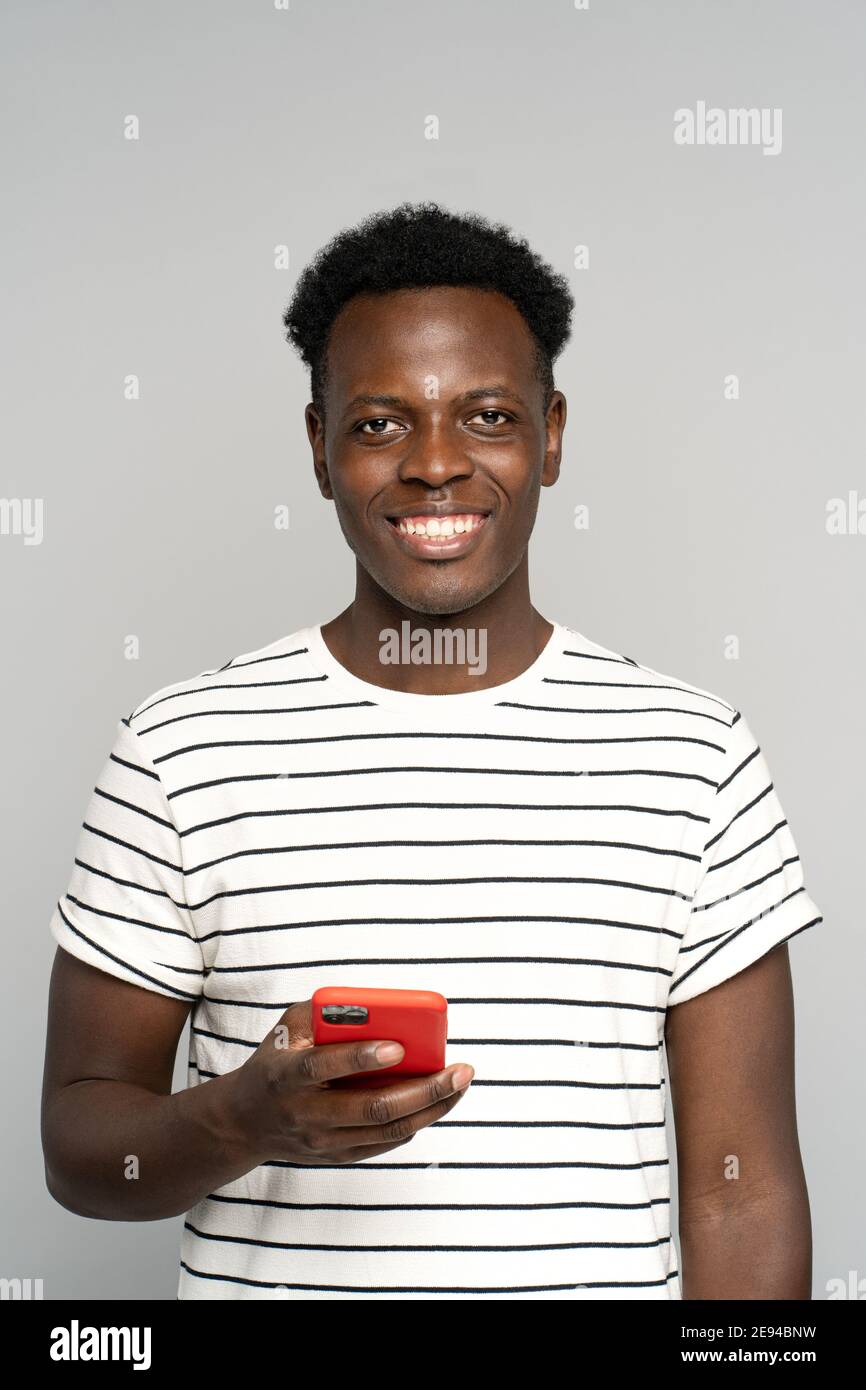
[282,201,574,421]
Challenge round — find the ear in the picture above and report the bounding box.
[305,403,333,500]
[541,391,566,487]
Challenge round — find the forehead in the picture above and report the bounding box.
[325,286,538,397]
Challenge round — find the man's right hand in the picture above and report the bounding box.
[225,999,475,1166]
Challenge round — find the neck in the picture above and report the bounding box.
[320,563,553,696]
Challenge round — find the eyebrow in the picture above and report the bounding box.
[341,385,528,417]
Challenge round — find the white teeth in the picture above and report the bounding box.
[395,513,487,538]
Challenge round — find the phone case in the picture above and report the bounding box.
[311,985,448,1088]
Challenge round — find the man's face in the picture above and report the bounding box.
[306,285,565,616]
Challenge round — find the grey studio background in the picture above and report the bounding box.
[1,0,862,1300]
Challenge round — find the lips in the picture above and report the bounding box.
[384,510,491,558]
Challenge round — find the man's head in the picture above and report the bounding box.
[283,202,574,617]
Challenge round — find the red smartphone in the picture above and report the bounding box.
[311,986,448,1088]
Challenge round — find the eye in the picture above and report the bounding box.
[355,417,405,436]
[468,409,512,427]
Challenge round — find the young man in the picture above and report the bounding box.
[42,202,823,1300]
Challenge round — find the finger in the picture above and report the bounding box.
[331,1085,468,1149]
[307,1073,471,1150]
[307,1063,471,1125]
[313,1138,416,1165]
[291,1035,407,1087]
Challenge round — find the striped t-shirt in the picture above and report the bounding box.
[49,618,823,1300]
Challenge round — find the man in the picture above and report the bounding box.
[42,202,823,1300]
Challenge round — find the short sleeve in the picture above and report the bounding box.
[49,718,205,1001]
[667,709,823,1007]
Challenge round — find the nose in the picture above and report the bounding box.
[395,418,475,489]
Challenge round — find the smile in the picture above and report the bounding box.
[385,512,490,559]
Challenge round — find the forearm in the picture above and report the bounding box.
[42,1068,259,1221]
[679,1181,812,1299]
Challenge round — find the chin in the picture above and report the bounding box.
[379,570,506,618]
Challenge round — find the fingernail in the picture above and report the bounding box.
[376,1042,404,1062]
[451,1065,474,1091]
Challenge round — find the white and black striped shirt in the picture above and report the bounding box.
[50,619,823,1299]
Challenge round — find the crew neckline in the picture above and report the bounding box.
[304,619,568,715]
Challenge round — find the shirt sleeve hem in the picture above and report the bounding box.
[50,901,203,1003]
[665,889,823,1008]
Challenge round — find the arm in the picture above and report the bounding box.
[40,948,258,1220]
[664,943,813,1299]
[41,947,473,1222]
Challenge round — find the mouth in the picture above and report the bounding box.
[384,511,491,560]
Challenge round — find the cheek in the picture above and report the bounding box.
[329,455,390,516]
[327,491,366,553]
[503,468,543,521]
[329,475,374,530]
